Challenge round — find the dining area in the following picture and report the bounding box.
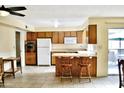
[0,56,22,87]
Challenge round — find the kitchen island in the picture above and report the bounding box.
[52,53,97,77]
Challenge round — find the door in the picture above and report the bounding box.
[16,32,21,67]
[16,32,21,57]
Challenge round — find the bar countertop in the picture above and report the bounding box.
[52,51,97,57]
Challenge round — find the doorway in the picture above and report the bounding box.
[108,29,124,75]
[16,31,21,67]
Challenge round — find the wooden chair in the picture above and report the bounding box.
[118,59,124,88]
[78,57,92,82]
[59,57,73,81]
[0,58,4,86]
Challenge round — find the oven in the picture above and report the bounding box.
[25,41,36,52]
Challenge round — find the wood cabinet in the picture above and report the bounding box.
[70,31,76,37]
[64,32,71,36]
[27,32,32,41]
[25,52,36,65]
[27,31,84,44]
[52,32,59,43]
[27,32,37,41]
[52,56,56,65]
[58,32,64,43]
[88,25,97,44]
[37,32,46,38]
[77,31,83,43]
[31,33,37,41]
[46,32,53,37]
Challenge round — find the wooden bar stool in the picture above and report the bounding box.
[0,58,4,87]
[78,57,92,82]
[59,57,73,81]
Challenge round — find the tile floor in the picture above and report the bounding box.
[1,66,119,88]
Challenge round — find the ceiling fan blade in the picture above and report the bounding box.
[8,6,26,11]
[9,11,25,17]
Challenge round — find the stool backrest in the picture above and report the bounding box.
[81,57,91,64]
[118,59,124,88]
[0,58,4,75]
[58,57,71,64]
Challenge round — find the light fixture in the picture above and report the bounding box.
[0,10,10,16]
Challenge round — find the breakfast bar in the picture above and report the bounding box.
[52,52,97,77]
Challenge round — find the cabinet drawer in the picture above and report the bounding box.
[25,53,36,65]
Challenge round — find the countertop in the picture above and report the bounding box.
[52,52,96,57]
[51,49,87,53]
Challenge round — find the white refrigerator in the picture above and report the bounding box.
[37,38,51,66]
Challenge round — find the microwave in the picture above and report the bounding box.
[64,37,77,44]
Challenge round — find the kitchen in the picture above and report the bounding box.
[25,25,97,77]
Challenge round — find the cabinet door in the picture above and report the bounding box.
[37,32,46,38]
[70,31,76,37]
[52,55,56,65]
[82,30,87,44]
[31,32,37,41]
[88,25,97,44]
[58,32,64,44]
[27,32,32,41]
[52,32,59,43]
[90,57,97,76]
[46,32,53,37]
[64,32,71,37]
[25,53,36,65]
[77,31,83,43]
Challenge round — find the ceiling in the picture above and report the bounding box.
[5,5,124,28]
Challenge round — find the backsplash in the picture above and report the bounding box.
[52,44,97,53]
[52,44,87,50]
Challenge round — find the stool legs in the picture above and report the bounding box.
[79,65,91,83]
[61,66,72,82]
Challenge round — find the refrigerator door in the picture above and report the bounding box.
[37,38,51,48]
[37,38,51,65]
[37,48,51,65]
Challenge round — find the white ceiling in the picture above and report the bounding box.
[7,5,124,27]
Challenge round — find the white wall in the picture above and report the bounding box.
[0,24,16,57]
[89,17,124,77]
[17,30,26,67]
[0,16,31,68]
[0,23,26,69]
[0,16,35,31]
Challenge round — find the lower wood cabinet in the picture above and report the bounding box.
[52,56,56,65]
[25,52,36,65]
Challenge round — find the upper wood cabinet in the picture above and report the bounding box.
[27,32,37,41]
[70,31,76,37]
[27,31,84,44]
[31,32,37,41]
[27,32,32,41]
[37,32,46,38]
[88,25,97,44]
[64,32,71,37]
[77,31,83,43]
[58,32,64,44]
[46,32,53,37]
[52,32,59,44]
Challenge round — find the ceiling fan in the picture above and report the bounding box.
[0,5,26,17]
